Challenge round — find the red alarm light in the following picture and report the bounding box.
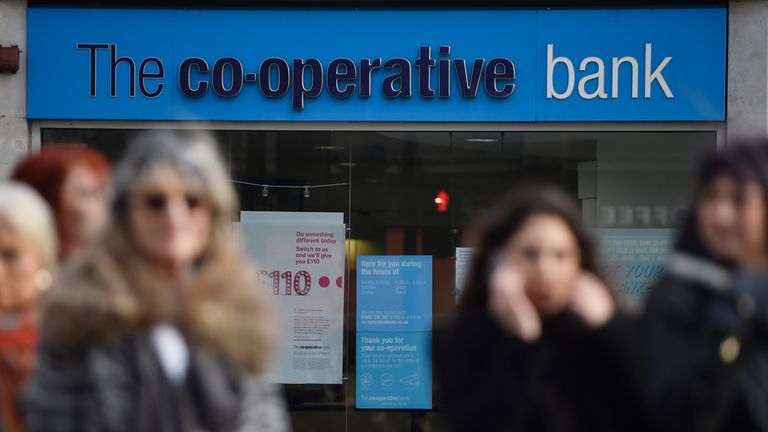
[434,190,449,213]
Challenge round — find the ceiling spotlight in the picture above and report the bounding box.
[303,186,310,198]
[262,185,269,197]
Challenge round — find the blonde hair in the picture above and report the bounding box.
[0,182,58,271]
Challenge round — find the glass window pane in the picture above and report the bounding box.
[41,127,716,432]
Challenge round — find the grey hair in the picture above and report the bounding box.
[112,130,235,226]
[0,181,58,270]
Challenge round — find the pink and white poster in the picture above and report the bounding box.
[237,212,345,384]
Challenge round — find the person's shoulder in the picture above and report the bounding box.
[646,273,701,307]
[435,309,497,345]
[21,340,92,429]
[41,249,135,353]
[648,253,732,304]
[643,270,716,328]
[23,333,139,432]
[433,308,524,367]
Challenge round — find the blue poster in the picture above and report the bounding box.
[356,255,432,409]
[356,332,432,410]
[356,256,432,332]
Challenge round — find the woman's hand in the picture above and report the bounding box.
[488,261,542,342]
[570,272,616,329]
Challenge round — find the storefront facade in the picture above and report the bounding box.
[0,0,747,430]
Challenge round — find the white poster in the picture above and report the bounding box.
[238,213,345,384]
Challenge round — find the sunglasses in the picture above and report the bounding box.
[135,190,208,212]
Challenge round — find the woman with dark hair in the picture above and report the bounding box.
[642,143,768,431]
[435,186,643,432]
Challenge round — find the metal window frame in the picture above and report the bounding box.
[30,120,726,152]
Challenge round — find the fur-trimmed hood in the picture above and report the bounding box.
[41,232,276,374]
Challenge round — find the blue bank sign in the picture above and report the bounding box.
[27,8,726,122]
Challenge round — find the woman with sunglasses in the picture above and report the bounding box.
[22,131,289,432]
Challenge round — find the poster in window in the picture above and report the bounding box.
[238,212,345,384]
[356,255,433,409]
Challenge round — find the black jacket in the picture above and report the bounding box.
[434,310,645,432]
[642,253,768,432]
[21,331,290,432]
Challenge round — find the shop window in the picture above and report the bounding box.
[41,127,716,432]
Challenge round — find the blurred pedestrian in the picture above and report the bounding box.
[642,143,768,431]
[22,131,289,432]
[0,182,56,432]
[12,144,110,260]
[435,186,644,432]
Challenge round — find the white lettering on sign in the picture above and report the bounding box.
[547,43,673,100]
